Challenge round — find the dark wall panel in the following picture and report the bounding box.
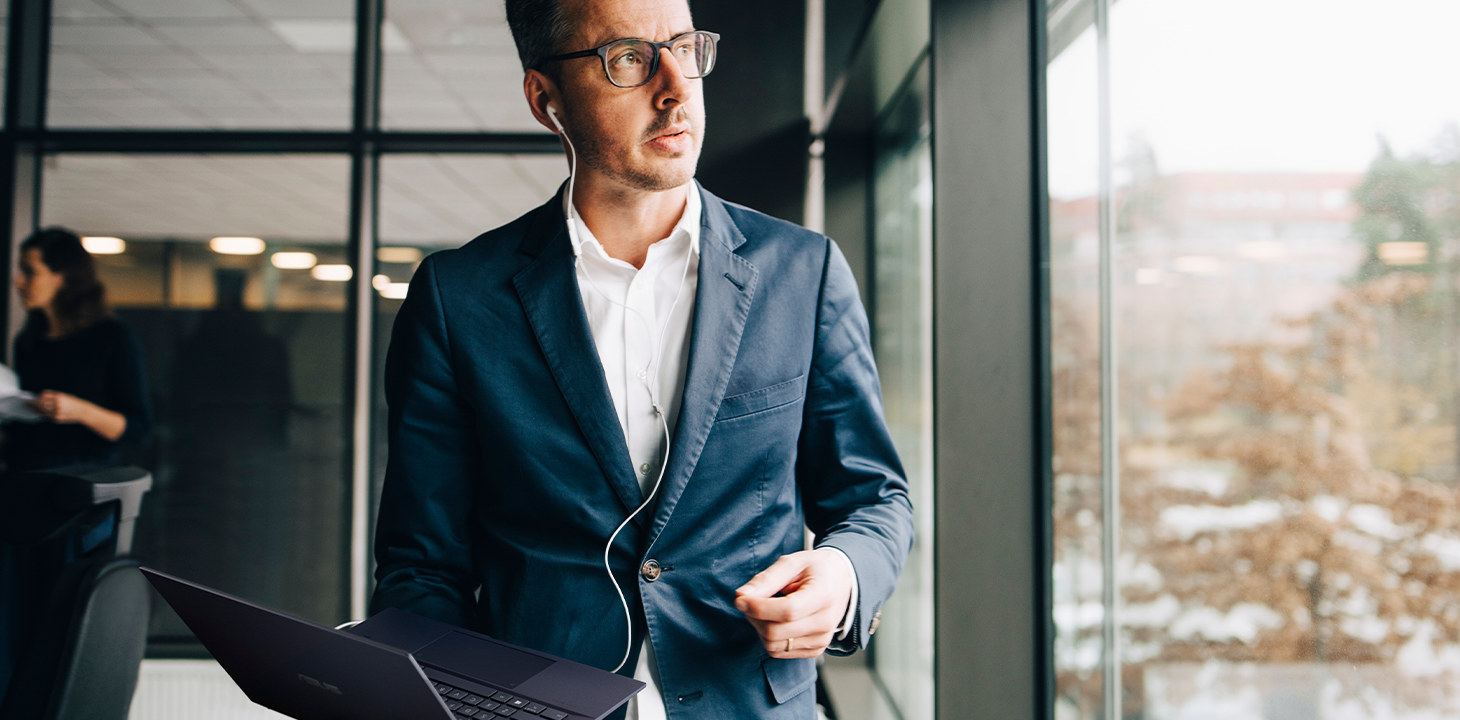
[693,0,807,224]
[932,0,1051,717]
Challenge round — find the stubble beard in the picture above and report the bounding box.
[574,108,703,192]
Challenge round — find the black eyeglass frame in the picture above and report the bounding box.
[534,31,721,89]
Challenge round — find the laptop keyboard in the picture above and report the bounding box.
[433,679,569,720]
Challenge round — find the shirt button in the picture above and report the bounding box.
[641,560,661,582]
[636,369,648,380]
[640,463,650,474]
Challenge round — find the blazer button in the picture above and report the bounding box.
[641,559,661,582]
[868,610,882,635]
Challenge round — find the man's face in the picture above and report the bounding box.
[554,0,705,193]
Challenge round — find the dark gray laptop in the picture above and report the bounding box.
[141,567,644,720]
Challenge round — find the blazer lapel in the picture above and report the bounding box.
[512,202,644,519]
[647,189,758,545]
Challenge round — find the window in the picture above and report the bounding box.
[1050,1,1460,717]
[42,153,354,649]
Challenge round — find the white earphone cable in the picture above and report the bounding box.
[554,106,695,674]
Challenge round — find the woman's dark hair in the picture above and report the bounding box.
[19,227,111,341]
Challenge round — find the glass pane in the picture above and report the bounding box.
[1051,0,1460,717]
[1046,6,1106,718]
[869,56,934,720]
[381,0,548,131]
[48,0,354,129]
[41,153,353,651]
[370,154,565,537]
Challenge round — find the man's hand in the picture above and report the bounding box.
[735,548,853,659]
[33,390,90,424]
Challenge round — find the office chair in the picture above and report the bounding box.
[0,465,153,720]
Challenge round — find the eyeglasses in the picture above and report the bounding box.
[536,30,720,89]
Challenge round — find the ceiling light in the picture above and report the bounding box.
[372,274,391,291]
[82,236,126,255]
[377,246,424,264]
[1378,241,1427,265]
[379,282,410,300]
[271,252,318,269]
[311,264,353,282]
[210,237,265,255]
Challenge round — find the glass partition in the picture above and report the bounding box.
[41,153,354,651]
[369,153,564,537]
[869,54,934,720]
[48,0,354,129]
[381,0,547,131]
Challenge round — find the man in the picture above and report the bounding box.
[370,0,914,717]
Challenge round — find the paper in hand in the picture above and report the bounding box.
[0,364,42,422]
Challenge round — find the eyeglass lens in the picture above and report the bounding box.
[604,32,716,87]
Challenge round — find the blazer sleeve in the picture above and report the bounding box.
[370,255,482,629]
[796,238,916,656]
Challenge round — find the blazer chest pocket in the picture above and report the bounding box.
[715,375,806,422]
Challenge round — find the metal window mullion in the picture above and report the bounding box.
[348,0,384,623]
[1095,0,1120,717]
[3,0,52,361]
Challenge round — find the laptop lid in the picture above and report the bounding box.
[140,567,450,720]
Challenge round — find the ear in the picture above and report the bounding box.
[524,69,563,134]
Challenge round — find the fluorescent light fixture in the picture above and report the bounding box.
[1378,241,1427,265]
[210,237,265,256]
[271,19,410,53]
[379,282,410,300]
[271,252,318,270]
[311,264,353,282]
[81,236,126,255]
[372,274,391,291]
[377,246,424,264]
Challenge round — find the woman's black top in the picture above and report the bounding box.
[5,318,152,472]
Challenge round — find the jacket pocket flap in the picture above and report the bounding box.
[761,656,816,705]
[716,375,806,422]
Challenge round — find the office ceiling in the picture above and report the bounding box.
[47,0,547,131]
[40,152,566,245]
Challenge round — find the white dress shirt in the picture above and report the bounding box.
[567,182,856,720]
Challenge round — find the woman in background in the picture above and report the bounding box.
[0,228,153,705]
[7,227,151,471]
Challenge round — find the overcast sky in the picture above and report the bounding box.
[1047,0,1460,200]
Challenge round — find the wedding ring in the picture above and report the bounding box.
[785,637,793,653]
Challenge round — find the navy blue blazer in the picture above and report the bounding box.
[371,184,914,719]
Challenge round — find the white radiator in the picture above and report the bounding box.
[127,660,286,720]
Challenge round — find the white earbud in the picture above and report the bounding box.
[547,104,565,134]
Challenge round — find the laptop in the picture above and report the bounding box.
[140,567,644,720]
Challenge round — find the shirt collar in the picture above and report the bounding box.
[565,180,702,262]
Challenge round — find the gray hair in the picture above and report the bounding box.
[504,0,577,73]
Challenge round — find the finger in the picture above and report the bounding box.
[738,583,827,624]
[736,553,812,600]
[750,606,845,644]
[764,631,836,659]
[739,570,839,623]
